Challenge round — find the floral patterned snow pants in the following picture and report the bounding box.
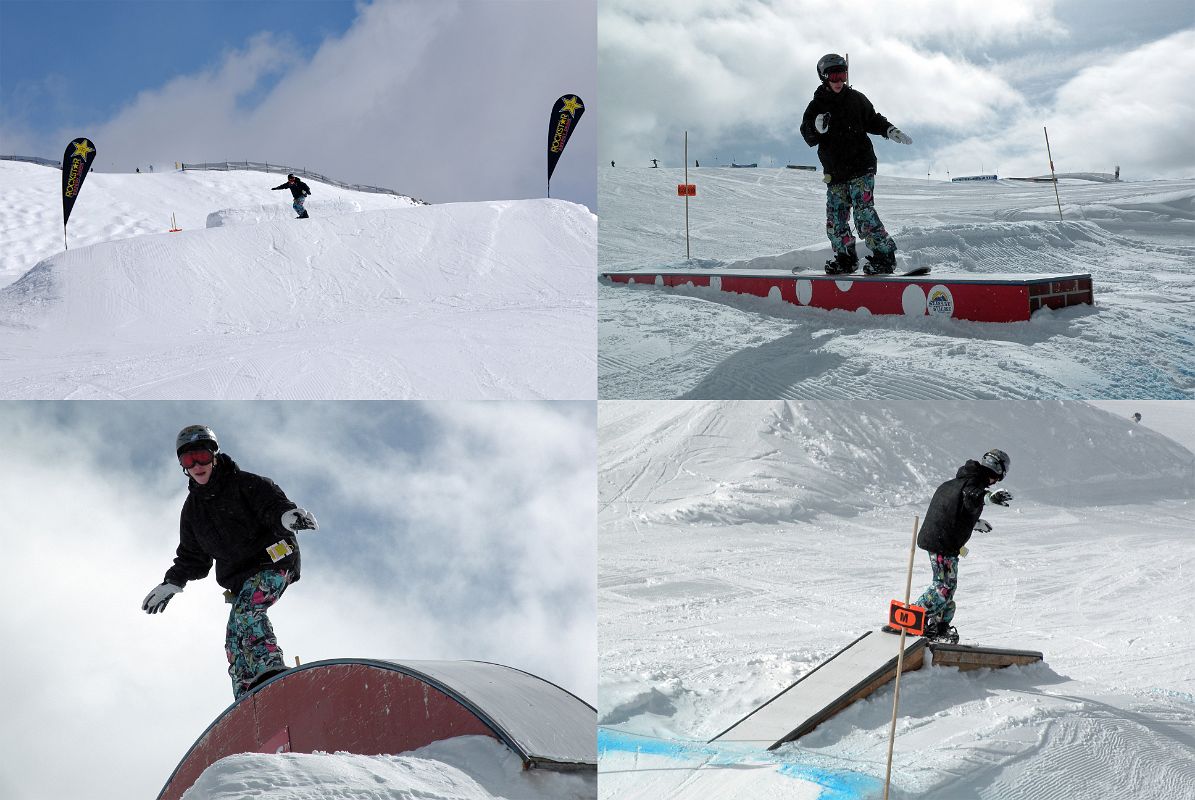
[914,552,959,626]
[226,569,291,699]
[825,174,896,257]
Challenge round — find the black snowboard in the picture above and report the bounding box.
[792,265,932,277]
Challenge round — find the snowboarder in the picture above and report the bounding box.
[271,173,312,218]
[142,425,320,699]
[800,54,912,275]
[909,449,1012,643]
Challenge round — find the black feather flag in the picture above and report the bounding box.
[62,137,97,248]
[547,95,584,196]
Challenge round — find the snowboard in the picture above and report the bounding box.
[792,265,932,277]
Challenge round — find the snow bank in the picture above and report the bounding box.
[181,736,596,800]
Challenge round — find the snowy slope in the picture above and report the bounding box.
[598,167,1195,400]
[0,162,596,399]
[598,400,1195,799]
[180,737,595,800]
[0,162,418,282]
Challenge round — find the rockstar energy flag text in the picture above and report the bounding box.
[62,137,97,229]
[547,95,585,194]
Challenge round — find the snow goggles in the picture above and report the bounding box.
[179,449,215,469]
[826,69,847,82]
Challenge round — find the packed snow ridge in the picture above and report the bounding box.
[0,162,596,399]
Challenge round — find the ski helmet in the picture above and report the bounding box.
[817,53,848,83]
[980,448,1010,479]
[176,424,219,455]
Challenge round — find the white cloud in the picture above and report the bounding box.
[599,1,1193,180]
[47,0,595,208]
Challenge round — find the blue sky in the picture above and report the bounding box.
[0,0,597,209]
[598,0,1194,181]
[1,1,357,132]
[0,399,596,800]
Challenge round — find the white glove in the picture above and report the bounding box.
[815,113,830,134]
[281,508,319,532]
[142,582,183,614]
[887,126,912,145]
[959,545,969,558]
[973,519,992,533]
[987,489,1012,507]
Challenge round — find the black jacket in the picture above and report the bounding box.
[165,454,301,592]
[800,84,894,184]
[272,179,311,200]
[916,460,994,556]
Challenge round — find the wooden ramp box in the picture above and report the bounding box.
[709,631,1046,750]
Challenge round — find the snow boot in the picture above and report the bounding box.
[824,245,858,275]
[863,250,897,275]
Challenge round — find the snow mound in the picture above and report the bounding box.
[181,736,596,800]
[205,200,364,227]
[0,194,597,398]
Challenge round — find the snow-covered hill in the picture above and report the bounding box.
[598,167,1195,399]
[598,400,1195,799]
[0,162,596,398]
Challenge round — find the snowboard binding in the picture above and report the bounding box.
[824,247,858,275]
[863,251,897,275]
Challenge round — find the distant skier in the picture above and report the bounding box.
[907,449,1012,643]
[272,173,312,218]
[800,54,912,275]
[142,425,319,699]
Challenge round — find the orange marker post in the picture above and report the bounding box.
[883,515,921,800]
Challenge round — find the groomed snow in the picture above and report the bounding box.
[180,736,596,800]
[598,167,1195,399]
[0,162,596,398]
[597,400,1195,799]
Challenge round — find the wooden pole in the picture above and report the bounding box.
[883,514,920,800]
[684,131,691,260]
[1044,126,1063,221]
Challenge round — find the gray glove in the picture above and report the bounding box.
[281,508,319,532]
[973,519,992,533]
[988,489,1013,507]
[142,582,183,614]
[887,125,912,145]
[815,113,831,134]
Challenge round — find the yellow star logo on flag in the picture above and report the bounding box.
[561,96,583,116]
[71,139,95,160]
